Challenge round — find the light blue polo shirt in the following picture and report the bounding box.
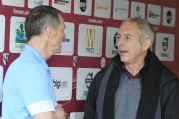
[2,45,57,119]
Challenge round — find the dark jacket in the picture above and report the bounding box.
[84,51,179,119]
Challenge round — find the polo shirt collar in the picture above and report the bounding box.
[23,45,50,71]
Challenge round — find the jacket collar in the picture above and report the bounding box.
[111,50,151,72]
[111,50,176,87]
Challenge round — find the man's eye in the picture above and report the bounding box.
[116,35,120,39]
[126,36,130,39]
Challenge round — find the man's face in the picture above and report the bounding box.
[116,22,146,64]
[51,15,66,54]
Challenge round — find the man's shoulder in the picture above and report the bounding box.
[7,56,41,73]
[93,65,116,85]
[160,65,178,87]
[5,56,46,84]
[9,50,38,67]
[161,65,177,80]
[95,66,110,78]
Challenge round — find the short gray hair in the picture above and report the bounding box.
[122,18,154,49]
[25,5,61,42]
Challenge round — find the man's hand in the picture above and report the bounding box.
[55,104,69,119]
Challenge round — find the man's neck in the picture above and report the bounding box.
[124,52,147,76]
[27,37,51,61]
[124,63,144,76]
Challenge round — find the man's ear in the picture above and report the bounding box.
[143,39,151,51]
[45,26,53,39]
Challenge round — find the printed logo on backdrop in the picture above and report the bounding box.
[96,4,109,10]
[63,38,70,43]
[28,0,49,8]
[78,24,103,57]
[76,68,100,100]
[135,5,141,18]
[166,11,172,24]
[0,15,5,52]
[148,11,159,18]
[94,0,111,18]
[161,37,169,58]
[162,37,168,51]
[80,0,87,12]
[2,0,24,7]
[52,0,71,13]
[113,0,129,21]
[147,4,161,25]
[83,72,93,96]
[130,1,145,19]
[54,0,70,5]
[105,27,118,58]
[85,72,93,89]
[50,67,72,101]
[54,79,68,89]
[10,16,26,53]
[54,22,74,56]
[62,38,71,53]
[15,22,27,44]
[73,56,78,66]
[162,7,175,27]
[155,33,174,61]
[101,57,106,68]
[34,0,43,5]
[56,38,72,54]
[86,28,95,53]
[3,53,9,65]
[112,32,118,55]
[74,0,92,16]
[115,7,127,12]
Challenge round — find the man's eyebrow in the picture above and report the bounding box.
[124,34,132,37]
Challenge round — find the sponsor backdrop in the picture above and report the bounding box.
[0,0,178,118]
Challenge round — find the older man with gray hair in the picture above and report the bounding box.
[84,18,179,119]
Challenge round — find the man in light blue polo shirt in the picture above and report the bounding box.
[2,6,68,119]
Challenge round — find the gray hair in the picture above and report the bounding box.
[122,18,154,50]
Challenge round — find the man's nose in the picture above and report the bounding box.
[117,37,124,46]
